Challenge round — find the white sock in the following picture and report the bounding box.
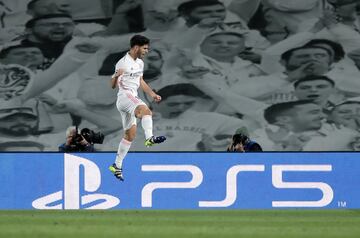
[115,138,132,168]
[141,115,153,140]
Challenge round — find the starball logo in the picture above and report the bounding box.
[32,154,119,209]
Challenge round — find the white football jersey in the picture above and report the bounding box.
[114,53,144,96]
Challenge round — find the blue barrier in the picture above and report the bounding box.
[0,152,359,209]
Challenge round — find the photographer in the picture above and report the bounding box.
[227,127,263,152]
[58,126,96,152]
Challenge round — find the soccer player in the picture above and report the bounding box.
[109,35,166,181]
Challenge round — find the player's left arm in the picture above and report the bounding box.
[140,77,161,103]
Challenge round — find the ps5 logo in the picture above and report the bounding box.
[32,154,120,209]
[141,164,334,208]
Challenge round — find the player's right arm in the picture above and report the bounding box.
[110,69,124,89]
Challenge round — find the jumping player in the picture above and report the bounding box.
[109,35,166,181]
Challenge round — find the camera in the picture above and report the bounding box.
[232,134,249,147]
[73,128,105,145]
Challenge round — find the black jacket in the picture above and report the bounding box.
[58,143,95,152]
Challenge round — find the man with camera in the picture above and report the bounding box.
[227,127,263,152]
[58,126,101,152]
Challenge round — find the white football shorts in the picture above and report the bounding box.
[116,92,146,130]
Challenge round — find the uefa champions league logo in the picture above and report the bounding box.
[32,154,120,209]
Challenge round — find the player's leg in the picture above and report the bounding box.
[109,125,136,181]
[109,95,137,181]
[135,104,153,139]
[134,104,166,147]
[116,125,136,168]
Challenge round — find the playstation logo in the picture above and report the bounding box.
[32,154,120,209]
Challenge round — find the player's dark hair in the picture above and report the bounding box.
[178,0,224,16]
[130,35,150,48]
[293,75,335,88]
[264,100,315,124]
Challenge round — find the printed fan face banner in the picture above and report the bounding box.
[0,64,34,100]
[0,152,359,209]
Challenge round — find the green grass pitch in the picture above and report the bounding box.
[0,210,359,238]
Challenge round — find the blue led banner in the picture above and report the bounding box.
[0,153,359,209]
